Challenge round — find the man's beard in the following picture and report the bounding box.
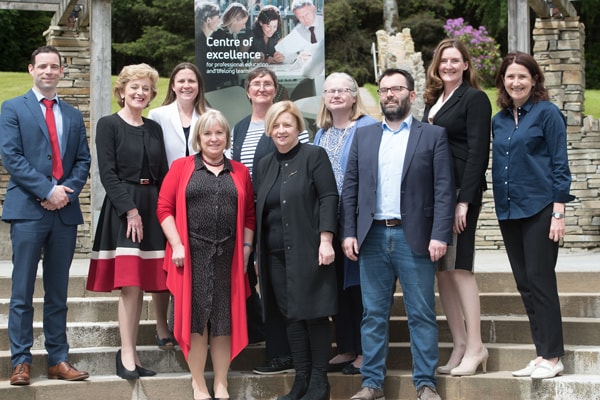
[381,96,411,122]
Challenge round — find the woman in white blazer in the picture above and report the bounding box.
[148,62,209,348]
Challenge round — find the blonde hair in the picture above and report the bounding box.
[316,72,369,130]
[264,101,305,137]
[113,63,159,108]
[192,109,232,152]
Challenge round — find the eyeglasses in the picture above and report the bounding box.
[377,86,410,96]
[250,82,275,89]
[323,88,355,96]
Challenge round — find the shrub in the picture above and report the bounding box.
[444,18,502,87]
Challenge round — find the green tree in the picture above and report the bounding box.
[112,0,194,76]
[324,0,383,85]
[0,10,52,71]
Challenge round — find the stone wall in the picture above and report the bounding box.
[377,17,600,251]
[0,26,93,259]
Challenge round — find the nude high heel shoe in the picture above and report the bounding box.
[450,347,488,376]
[437,360,461,375]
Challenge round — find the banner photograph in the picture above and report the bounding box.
[195,0,325,128]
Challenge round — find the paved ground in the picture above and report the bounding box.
[0,249,597,278]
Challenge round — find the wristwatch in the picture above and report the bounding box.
[552,212,565,219]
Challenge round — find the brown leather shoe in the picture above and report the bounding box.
[47,361,89,381]
[10,363,31,386]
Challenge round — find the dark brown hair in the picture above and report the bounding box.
[495,51,549,109]
[161,62,208,114]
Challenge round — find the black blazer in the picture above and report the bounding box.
[422,82,491,206]
[95,113,169,216]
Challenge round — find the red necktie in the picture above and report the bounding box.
[309,26,317,44]
[42,98,64,180]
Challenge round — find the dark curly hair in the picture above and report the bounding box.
[252,5,281,40]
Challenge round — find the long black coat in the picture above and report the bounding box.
[255,143,338,321]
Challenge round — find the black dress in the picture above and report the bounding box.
[187,156,238,336]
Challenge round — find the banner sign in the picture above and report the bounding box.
[195,0,325,127]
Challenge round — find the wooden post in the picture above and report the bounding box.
[508,0,531,52]
[90,0,111,230]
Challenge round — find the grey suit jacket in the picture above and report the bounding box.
[0,89,91,224]
[340,119,455,255]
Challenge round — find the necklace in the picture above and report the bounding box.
[202,156,225,167]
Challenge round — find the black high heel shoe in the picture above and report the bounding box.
[136,364,157,377]
[116,349,139,380]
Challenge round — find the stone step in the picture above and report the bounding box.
[1,292,598,327]
[1,250,598,297]
[1,314,598,353]
[1,368,599,400]
[390,316,599,346]
[1,270,598,298]
[0,315,600,350]
[2,343,599,380]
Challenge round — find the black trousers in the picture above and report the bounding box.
[332,240,362,355]
[264,252,292,359]
[498,204,564,358]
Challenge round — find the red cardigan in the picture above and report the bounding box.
[156,155,255,360]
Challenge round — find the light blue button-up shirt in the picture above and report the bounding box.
[375,115,412,220]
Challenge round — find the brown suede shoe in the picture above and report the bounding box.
[47,361,89,381]
[10,363,31,386]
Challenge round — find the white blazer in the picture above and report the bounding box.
[148,102,200,166]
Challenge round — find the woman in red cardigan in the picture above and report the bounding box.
[157,109,255,400]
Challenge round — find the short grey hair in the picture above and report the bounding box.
[291,0,314,11]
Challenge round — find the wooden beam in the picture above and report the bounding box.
[53,0,86,27]
[552,0,577,17]
[528,0,577,18]
[0,1,59,11]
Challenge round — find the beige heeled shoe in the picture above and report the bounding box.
[450,347,488,376]
[437,360,461,374]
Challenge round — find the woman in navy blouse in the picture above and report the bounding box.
[492,52,574,380]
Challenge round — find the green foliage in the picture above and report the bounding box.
[0,10,52,71]
[324,0,383,85]
[463,0,507,38]
[112,0,194,76]
[574,0,600,88]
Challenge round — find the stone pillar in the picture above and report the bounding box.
[376,28,425,118]
[532,17,600,249]
[45,25,93,256]
[533,17,584,134]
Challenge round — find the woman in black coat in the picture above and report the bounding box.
[254,101,338,400]
[422,38,491,376]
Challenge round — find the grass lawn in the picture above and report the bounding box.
[0,72,171,117]
[1,72,599,118]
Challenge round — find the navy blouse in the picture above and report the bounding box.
[491,97,574,220]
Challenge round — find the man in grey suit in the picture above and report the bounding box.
[341,69,455,400]
[0,46,91,385]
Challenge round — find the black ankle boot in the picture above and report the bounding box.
[299,371,330,400]
[277,372,310,400]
